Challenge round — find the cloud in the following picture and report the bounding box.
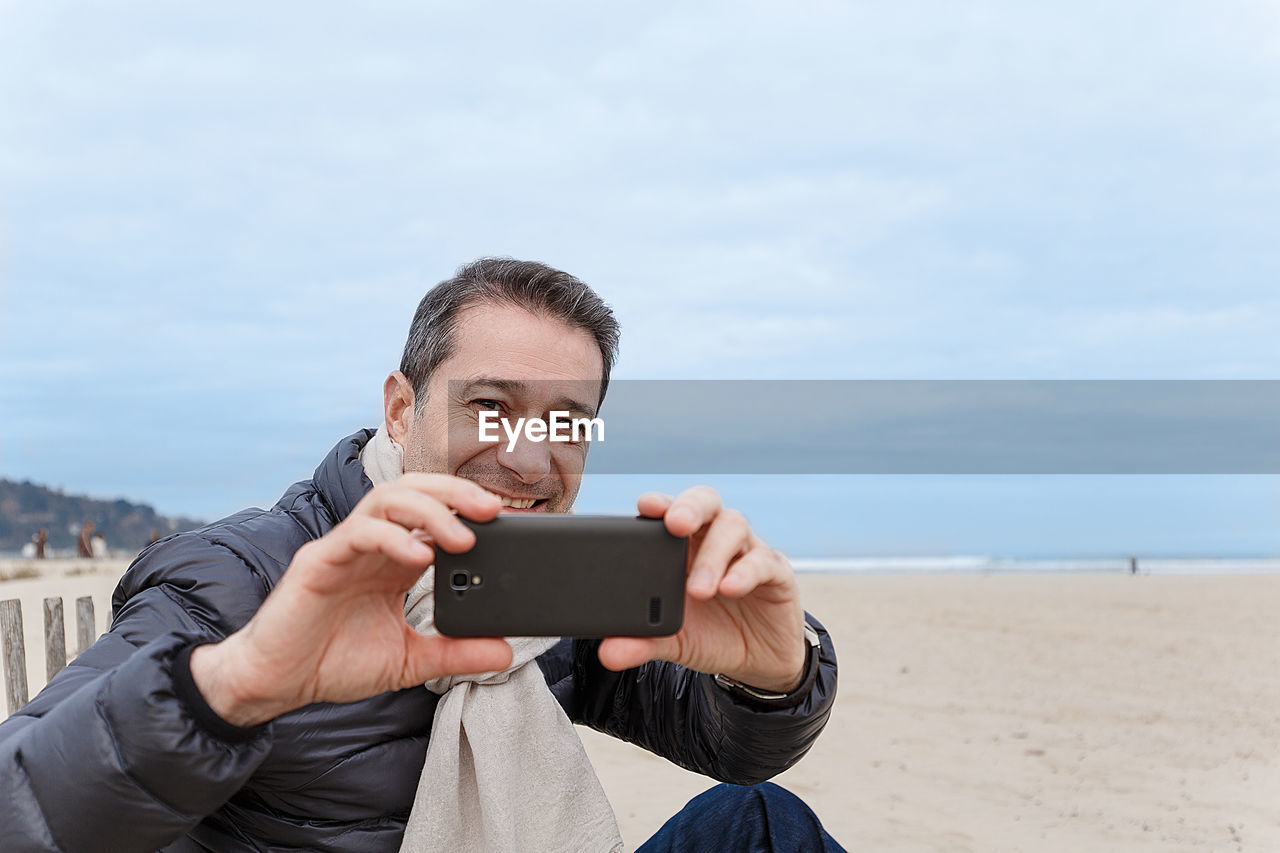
[1,0,1278,544]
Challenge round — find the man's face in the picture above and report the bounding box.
[400,301,604,513]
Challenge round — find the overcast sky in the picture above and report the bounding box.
[1,2,1277,556]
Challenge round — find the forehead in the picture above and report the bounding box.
[442,301,604,385]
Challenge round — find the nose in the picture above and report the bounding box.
[495,433,552,484]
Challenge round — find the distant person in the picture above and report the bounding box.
[91,531,108,559]
[1130,555,1138,575]
[33,528,48,560]
[75,521,94,558]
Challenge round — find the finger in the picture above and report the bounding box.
[296,516,434,595]
[335,516,434,566]
[716,545,779,599]
[391,473,503,521]
[663,486,722,537]
[405,634,513,683]
[358,484,482,554]
[596,635,679,672]
[687,508,750,599]
[636,492,674,518]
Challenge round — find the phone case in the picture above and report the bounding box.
[434,514,687,637]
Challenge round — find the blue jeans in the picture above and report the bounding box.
[637,782,846,852]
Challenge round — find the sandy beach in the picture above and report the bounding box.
[3,565,1278,851]
[0,559,127,698]
[586,573,1280,851]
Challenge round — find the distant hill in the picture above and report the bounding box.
[0,478,204,554]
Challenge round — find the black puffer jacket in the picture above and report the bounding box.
[0,430,838,852]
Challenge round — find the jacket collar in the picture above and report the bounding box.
[313,428,378,523]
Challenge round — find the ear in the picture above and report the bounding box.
[383,371,417,445]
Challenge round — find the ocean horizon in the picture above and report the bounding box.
[788,556,1280,575]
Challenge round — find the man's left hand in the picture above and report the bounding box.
[596,486,807,694]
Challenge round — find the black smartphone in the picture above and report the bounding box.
[434,514,688,638]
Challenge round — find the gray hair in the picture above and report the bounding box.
[400,258,621,411]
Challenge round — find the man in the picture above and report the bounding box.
[0,259,841,851]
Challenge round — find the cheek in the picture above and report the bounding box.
[443,417,494,474]
[550,443,588,473]
[400,425,452,475]
[399,439,428,474]
[551,461,585,510]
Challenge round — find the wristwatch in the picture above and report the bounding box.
[713,622,821,709]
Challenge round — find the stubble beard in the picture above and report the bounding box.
[402,436,579,513]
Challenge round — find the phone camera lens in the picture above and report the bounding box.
[450,570,470,591]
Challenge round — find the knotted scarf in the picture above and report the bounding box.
[359,426,624,852]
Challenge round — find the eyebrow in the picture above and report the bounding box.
[455,377,598,418]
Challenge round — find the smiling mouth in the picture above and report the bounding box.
[485,492,550,511]
[498,496,542,509]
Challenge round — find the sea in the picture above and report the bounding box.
[789,556,1280,574]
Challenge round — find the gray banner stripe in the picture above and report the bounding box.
[448,380,1280,474]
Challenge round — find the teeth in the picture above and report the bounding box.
[499,497,537,509]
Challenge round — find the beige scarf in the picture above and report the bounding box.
[359,427,624,853]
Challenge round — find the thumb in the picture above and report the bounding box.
[405,634,514,684]
[596,636,678,672]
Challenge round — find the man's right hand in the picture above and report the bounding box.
[188,474,512,727]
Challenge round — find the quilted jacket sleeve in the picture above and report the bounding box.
[0,537,274,853]
[562,612,838,785]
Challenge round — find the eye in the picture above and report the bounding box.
[472,399,502,412]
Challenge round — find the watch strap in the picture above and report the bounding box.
[713,622,821,709]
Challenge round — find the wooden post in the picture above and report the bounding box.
[1,599,28,715]
[76,596,96,655]
[44,597,66,682]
